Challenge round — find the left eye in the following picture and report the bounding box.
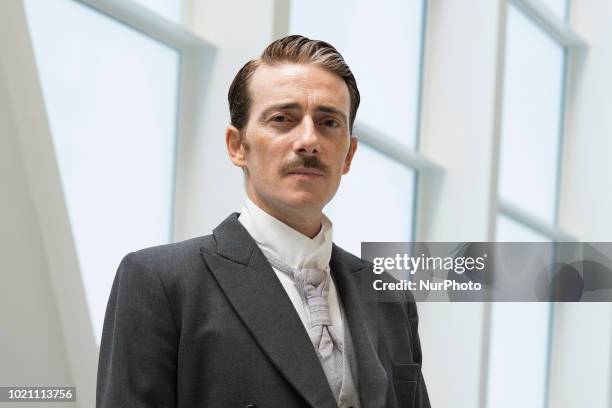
[322,119,339,128]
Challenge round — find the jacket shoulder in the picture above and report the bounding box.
[120,234,215,278]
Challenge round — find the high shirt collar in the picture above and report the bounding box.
[238,197,333,272]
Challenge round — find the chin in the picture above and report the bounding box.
[280,191,327,210]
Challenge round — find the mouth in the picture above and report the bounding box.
[286,167,325,178]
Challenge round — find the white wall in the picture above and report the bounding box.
[549,1,612,406]
[549,303,612,408]
[416,1,507,406]
[417,0,505,244]
[561,1,612,240]
[0,1,102,406]
[0,40,76,408]
[174,0,280,239]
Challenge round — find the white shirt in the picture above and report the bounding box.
[238,198,344,346]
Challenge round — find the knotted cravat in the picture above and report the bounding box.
[265,255,344,401]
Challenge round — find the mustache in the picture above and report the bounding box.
[280,156,329,175]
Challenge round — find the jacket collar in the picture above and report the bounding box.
[201,213,389,408]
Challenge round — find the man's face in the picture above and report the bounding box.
[227,63,358,218]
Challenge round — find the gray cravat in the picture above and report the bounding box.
[265,254,344,401]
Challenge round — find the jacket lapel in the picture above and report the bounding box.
[200,213,337,408]
[331,244,390,408]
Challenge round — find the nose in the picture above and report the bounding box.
[294,116,320,155]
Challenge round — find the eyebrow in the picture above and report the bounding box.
[259,102,348,124]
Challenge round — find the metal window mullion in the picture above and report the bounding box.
[354,119,444,174]
[511,0,586,49]
[77,0,211,52]
[499,200,577,241]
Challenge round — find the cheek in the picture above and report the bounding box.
[334,145,351,169]
[248,145,285,177]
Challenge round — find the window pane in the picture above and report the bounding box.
[131,0,183,23]
[324,144,415,255]
[289,0,425,148]
[496,214,550,242]
[498,5,565,224]
[25,0,181,344]
[490,214,552,408]
[539,0,568,21]
[486,302,552,408]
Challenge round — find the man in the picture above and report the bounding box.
[97,35,430,408]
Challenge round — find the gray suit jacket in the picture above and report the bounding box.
[97,213,431,407]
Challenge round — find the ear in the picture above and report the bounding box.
[342,136,358,175]
[226,125,247,168]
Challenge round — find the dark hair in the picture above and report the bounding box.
[228,35,360,132]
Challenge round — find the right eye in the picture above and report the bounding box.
[271,114,290,122]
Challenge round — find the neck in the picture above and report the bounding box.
[247,194,322,239]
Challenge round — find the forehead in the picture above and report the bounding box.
[248,63,350,114]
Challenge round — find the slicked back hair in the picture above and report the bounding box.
[228,35,360,133]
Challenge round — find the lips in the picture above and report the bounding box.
[286,167,324,177]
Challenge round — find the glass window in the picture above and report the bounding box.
[491,3,568,406]
[290,0,425,148]
[24,0,181,344]
[491,218,553,408]
[498,4,565,225]
[496,214,550,242]
[290,0,424,254]
[324,144,415,255]
[486,302,552,408]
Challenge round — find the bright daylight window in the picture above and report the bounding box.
[290,0,426,254]
[24,0,181,343]
[488,1,569,407]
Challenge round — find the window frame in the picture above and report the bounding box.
[487,1,587,407]
[285,0,439,245]
[495,0,586,242]
[0,0,214,405]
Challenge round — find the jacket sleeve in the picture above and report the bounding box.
[404,290,431,408]
[96,253,179,408]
